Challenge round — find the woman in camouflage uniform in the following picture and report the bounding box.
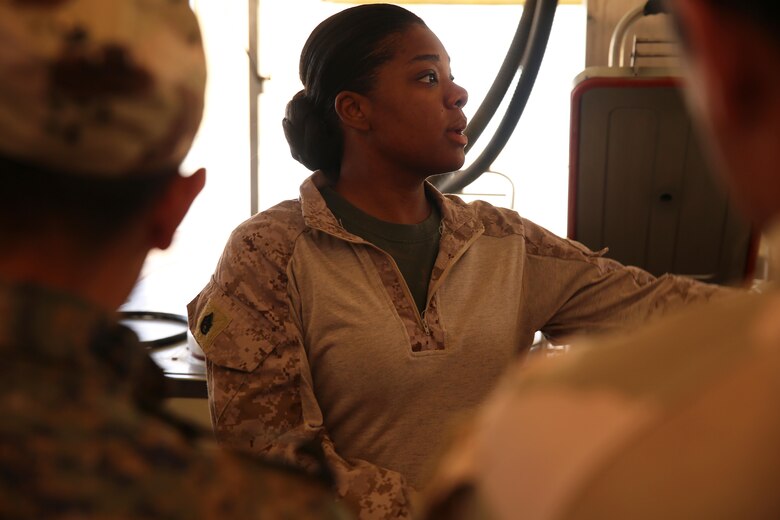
[189,4,728,518]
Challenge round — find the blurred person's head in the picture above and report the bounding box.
[667,0,780,227]
[0,0,206,309]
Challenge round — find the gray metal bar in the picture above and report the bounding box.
[249,0,259,215]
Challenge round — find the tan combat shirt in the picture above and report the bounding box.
[189,172,724,519]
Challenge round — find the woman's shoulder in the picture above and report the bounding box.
[449,196,601,261]
[444,195,527,237]
[228,199,307,243]
[221,198,308,265]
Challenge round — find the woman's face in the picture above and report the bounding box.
[361,24,469,177]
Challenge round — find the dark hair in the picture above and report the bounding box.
[710,1,780,43]
[282,4,425,177]
[0,154,175,248]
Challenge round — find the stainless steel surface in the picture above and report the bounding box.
[123,317,208,398]
[149,340,208,398]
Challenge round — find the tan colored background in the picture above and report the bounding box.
[586,0,677,67]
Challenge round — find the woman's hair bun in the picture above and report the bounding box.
[282,90,341,172]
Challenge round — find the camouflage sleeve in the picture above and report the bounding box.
[520,218,740,343]
[188,219,414,519]
[158,431,354,519]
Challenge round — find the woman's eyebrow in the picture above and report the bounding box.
[409,54,440,64]
[408,53,452,65]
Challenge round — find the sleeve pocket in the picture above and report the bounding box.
[188,282,277,373]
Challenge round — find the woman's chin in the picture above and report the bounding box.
[436,154,467,175]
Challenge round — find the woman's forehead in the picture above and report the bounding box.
[387,24,450,64]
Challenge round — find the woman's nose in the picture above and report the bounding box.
[448,82,468,109]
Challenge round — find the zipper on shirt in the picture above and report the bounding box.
[319,225,434,336]
[426,225,481,300]
[370,242,433,336]
[394,264,431,336]
[420,311,432,336]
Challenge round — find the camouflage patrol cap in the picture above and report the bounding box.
[0,0,206,177]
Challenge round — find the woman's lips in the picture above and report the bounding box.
[447,128,468,146]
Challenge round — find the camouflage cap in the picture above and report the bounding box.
[0,0,206,177]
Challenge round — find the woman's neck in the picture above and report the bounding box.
[333,164,432,224]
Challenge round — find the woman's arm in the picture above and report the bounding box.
[518,218,737,344]
[206,357,413,519]
[188,220,414,519]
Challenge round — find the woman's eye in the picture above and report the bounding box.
[419,72,438,84]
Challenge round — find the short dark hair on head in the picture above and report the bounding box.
[0,154,175,248]
[714,0,779,33]
[691,0,780,43]
[282,4,425,178]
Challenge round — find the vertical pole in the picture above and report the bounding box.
[248,0,260,215]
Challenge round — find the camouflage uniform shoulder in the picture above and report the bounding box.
[8,369,347,517]
[445,196,597,262]
[222,197,309,265]
[1,385,349,519]
[0,283,349,519]
[518,214,611,263]
[466,199,528,238]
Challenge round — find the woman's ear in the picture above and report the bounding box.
[335,91,371,131]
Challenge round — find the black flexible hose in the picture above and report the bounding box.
[643,0,668,16]
[462,0,538,154]
[118,311,188,349]
[432,0,559,194]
